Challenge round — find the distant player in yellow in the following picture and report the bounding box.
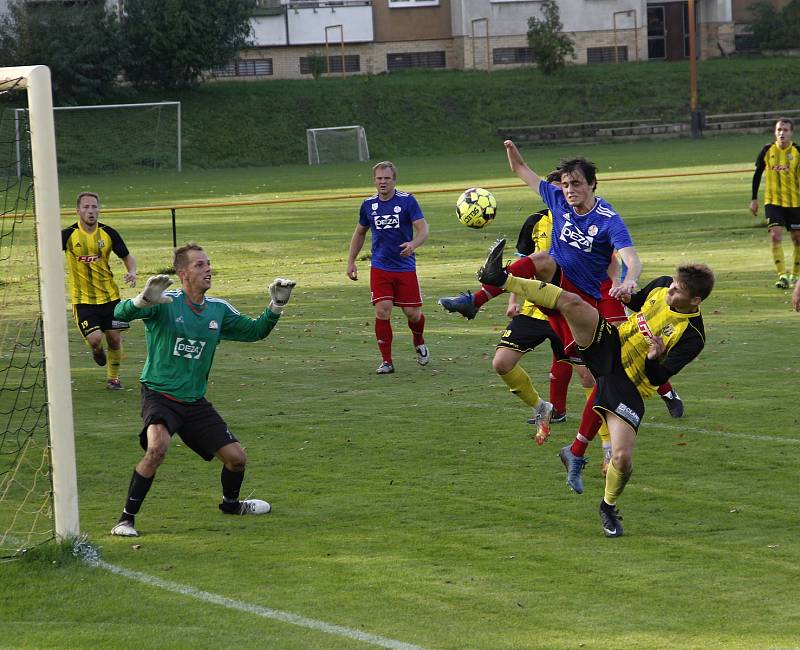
[475,238,714,537]
[750,118,800,289]
[62,192,137,389]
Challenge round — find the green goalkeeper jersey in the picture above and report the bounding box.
[115,288,281,402]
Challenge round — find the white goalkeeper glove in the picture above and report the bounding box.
[133,275,173,308]
[268,278,296,314]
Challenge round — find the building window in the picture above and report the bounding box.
[388,0,440,7]
[493,47,534,65]
[213,59,274,77]
[300,55,361,75]
[387,51,446,71]
[586,46,628,64]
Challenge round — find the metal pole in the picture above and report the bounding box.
[176,101,182,172]
[171,208,177,248]
[14,108,21,179]
[688,0,702,137]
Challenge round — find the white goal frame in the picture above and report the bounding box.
[307,125,370,165]
[14,100,182,178]
[0,65,79,540]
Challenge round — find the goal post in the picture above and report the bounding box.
[307,125,369,165]
[0,65,79,548]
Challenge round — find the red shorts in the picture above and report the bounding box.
[546,276,625,359]
[370,267,423,307]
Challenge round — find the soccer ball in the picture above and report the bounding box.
[456,187,497,229]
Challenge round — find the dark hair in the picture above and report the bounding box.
[173,243,204,271]
[372,161,397,179]
[776,118,794,130]
[76,191,99,208]
[559,157,597,191]
[675,263,715,301]
[545,169,562,184]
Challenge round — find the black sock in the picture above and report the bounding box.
[221,466,244,503]
[122,469,154,520]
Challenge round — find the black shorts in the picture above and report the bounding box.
[72,300,128,338]
[578,317,644,432]
[765,204,800,231]
[139,384,238,461]
[496,314,566,360]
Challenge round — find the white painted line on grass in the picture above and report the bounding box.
[86,557,427,650]
[646,421,799,444]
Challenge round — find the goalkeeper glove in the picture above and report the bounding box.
[268,278,296,314]
[133,275,173,308]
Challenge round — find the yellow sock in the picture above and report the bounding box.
[598,421,610,446]
[504,276,562,310]
[604,460,632,505]
[772,242,786,276]
[499,365,540,407]
[793,244,800,278]
[107,347,122,381]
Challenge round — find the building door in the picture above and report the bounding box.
[647,2,689,61]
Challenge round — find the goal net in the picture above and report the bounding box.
[307,125,369,165]
[0,66,78,558]
[14,101,181,176]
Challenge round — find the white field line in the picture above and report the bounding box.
[86,557,427,650]
[645,421,800,444]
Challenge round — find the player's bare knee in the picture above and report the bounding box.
[557,291,584,314]
[612,449,632,473]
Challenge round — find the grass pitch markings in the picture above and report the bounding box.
[84,555,427,650]
[646,421,799,444]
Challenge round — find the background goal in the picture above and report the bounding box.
[14,101,181,177]
[1,66,78,558]
[307,125,369,165]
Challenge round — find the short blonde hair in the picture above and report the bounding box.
[173,243,204,271]
[372,161,397,179]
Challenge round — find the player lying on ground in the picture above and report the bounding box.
[476,238,714,537]
[110,243,296,537]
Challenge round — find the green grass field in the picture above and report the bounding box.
[3,134,800,649]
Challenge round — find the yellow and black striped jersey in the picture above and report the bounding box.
[618,277,705,399]
[752,141,800,207]
[62,221,130,305]
[514,210,552,321]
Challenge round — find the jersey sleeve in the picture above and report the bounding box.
[102,224,131,259]
[537,180,561,214]
[220,304,281,342]
[61,224,76,250]
[608,216,634,251]
[407,194,424,222]
[751,144,769,200]
[358,201,370,228]
[114,298,161,322]
[515,211,546,256]
[644,319,705,386]
[626,276,672,311]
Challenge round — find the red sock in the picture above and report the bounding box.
[375,318,393,363]
[657,381,672,396]
[571,386,602,457]
[508,256,536,279]
[549,358,572,413]
[407,313,425,347]
[474,285,504,307]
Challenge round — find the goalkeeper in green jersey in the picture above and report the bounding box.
[110,243,296,537]
[476,238,714,538]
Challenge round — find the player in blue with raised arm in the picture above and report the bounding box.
[347,161,430,374]
[109,243,295,537]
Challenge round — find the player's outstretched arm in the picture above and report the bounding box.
[347,225,368,280]
[268,278,297,314]
[133,275,173,308]
[609,246,642,299]
[792,280,800,311]
[504,140,541,194]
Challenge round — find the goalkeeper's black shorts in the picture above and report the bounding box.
[496,313,566,360]
[139,384,239,461]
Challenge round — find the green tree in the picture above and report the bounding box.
[527,0,575,75]
[120,0,256,89]
[748,0,800,50]
[0,0,120,104]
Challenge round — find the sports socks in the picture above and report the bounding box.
[407,313,425,347]
[549,359,571,414]
[657,381,673,397]
[121,469,154,521]
[499,364,540,407]
[375,318,393,363]
[772,242,786,276]
[570,387,603,457]
[474,255,537,307]
[793,243,800,278]
[107,346,122,381]
[603,460,632,506]
[221,466,245,503]
[504,276,562,310]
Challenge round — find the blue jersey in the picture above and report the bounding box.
[538,180,634,299]
[358,190,424,272]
